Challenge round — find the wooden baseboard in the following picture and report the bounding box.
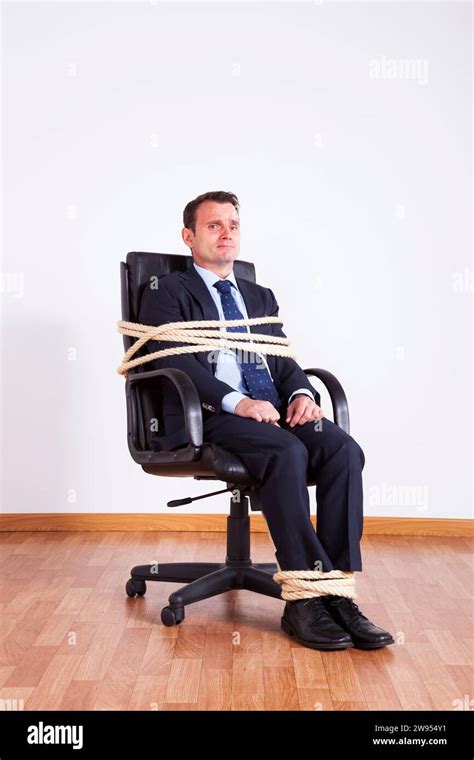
[0,513,472,536]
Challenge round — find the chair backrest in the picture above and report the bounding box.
[122,251,256,330]
[120,252,257,452]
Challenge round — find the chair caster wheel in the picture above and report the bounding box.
[126,579,146,597]
[161,606,184,627]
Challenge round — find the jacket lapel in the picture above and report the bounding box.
[235,276,262,328]
[178,266,220,322]
[177,267,220,375]
[179,266,262,324]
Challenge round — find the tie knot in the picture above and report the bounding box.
[213,279,233,295]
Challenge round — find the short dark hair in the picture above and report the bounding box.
[183,190,239,234]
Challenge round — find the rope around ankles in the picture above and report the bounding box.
[117,316,297,377]
[273,567,358,601]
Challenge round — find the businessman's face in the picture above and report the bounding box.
[182,201,240,273]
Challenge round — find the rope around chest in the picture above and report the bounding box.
[117,316,296,377]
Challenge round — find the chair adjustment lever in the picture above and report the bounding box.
[167,485,237,508]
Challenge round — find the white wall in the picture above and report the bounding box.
[1,1,472,519]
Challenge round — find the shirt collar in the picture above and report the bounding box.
[193,261,238,290]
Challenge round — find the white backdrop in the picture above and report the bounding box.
[1,1,472,519]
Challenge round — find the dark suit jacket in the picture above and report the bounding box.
[138,264,319,450]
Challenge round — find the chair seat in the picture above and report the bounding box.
[142,442,259,485]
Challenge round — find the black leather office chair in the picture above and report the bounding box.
[121,252,350,626]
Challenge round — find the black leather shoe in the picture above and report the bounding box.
[323,596,395,649]
[281,597,354,651]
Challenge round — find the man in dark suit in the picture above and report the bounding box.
[139,190,394,652]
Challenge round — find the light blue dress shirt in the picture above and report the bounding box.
[192,262,314,414]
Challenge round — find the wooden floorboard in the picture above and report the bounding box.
[0,531,472,711]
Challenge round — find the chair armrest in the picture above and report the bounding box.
[303,368,350,434]
[126,368,203,459]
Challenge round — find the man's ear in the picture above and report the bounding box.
[182,227,193,248]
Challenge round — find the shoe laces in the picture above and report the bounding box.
[328,596,370,622]
[300,596,325,607]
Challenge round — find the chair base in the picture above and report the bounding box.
[125,490,283,626]
[126,560,282,626]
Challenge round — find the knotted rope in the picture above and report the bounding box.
[273,567,357,601]
[117,316,297,377]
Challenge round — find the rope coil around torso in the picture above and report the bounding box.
[117,316,296,376]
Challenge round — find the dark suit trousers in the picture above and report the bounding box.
[202,404,365,572]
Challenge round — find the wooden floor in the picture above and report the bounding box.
[0,531,472,711]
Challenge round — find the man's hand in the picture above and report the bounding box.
[286,394,324,427]
[234,398,281,426]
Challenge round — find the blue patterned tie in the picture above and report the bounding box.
[213,279,280,406]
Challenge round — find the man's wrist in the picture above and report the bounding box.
[288,389,315,405]
[221,391,248,414]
